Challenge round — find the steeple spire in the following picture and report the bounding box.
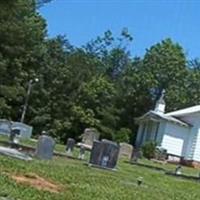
[154,89,166,114]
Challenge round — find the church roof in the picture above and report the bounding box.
[165,105,200,117]
[136,110,191,127]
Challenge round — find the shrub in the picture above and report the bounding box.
[142,141,157,159]
[114,128,131,143]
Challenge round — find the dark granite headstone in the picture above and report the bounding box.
[66,138,75,156]
[89,139,120,169]
[35,135,55,160]
[130,149,142,163]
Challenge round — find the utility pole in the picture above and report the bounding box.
[20,78,39,123]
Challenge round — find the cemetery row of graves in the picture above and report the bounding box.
[0,119,200,176]
[0,132,200,200]
[1,120,200,199]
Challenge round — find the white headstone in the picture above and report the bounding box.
[119,143,133,159]
[81,128,100,147]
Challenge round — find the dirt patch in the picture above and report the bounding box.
[11,173,62,193]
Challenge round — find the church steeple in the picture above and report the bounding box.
[154,89,166,114]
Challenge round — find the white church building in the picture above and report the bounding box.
[135,91,200,167]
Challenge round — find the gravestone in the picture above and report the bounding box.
[11,122,32,139]
[35,135,55,160]
[78,145,85,160]
[81,128,100,147]
[89,139,120,169]
[66,138,75,156]
[0,146,32,161]
[9,128,20,148]
[130,148,142,163]
[0,119,11,135]
[119,143,133,159]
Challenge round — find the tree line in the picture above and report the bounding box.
[0,0,199,144]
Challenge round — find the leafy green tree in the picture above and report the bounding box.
[184,59,200,106]
[141,38,188,111]
[114,128,131,143]
[1,0,197,146]
[0,0,46,120]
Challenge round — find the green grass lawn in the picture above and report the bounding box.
[0,155,200,200]
[0,135,200,199]
[140,158,200,177]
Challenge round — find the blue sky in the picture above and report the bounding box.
[39,0,200,59]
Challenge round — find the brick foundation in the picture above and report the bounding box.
[180,159,200,169]
[165,154,200,168]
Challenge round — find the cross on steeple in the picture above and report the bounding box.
[155,89,166,113]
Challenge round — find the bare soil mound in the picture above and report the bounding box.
[11,173,62,193]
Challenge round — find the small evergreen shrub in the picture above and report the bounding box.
[142,141,157,159]
[114,128,131,143]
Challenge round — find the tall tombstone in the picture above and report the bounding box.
[81,128,100,147]
[66,138,75,156]
[35,135,55,160]
[89,139,120,170]
[119,143,133,159]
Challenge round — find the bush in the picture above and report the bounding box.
[142,141,157,159]
[114,128,131,143]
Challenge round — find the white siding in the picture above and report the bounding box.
[162,134,184,156]
[192,129,200,161]
[179,113,200,161]
[136,111,200,161]
[161,122,190,157]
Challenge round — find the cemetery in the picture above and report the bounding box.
[0,123,200,200]
[0,91,200,200]
[1,0,200,199]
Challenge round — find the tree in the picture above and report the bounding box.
[141,38,188,111]
[0,0,46,120]
[1,0,196,146]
